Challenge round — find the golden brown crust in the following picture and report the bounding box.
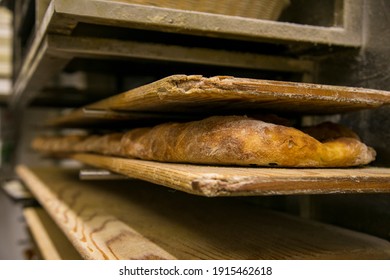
[32,135,88,153]
[98,133,124,155]
[74,135,101,153]
[119,116,375,167]
[31,116,376,167]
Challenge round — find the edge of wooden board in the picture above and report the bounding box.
[17,165,176,260]
[52,0,362,47]
[88,75,390,107]
[47,75,390,127]
[18,165,390,259]
[23,207,83,260]
[71,153,390,197]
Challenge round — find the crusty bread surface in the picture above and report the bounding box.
[32,116,376,167]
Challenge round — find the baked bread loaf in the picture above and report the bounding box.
[120,116,375,167]
[32,116,376,167]
[32,134,88,153]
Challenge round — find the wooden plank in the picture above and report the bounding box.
[47,74,390,126]
[101,0,289,20]
[49,0,362,47]
[10,35,312,109]
[9,1,75,108]
[17,166,176,260]
[23,207,83,260]
[7,0,362,110]
[35,0,53,31]
[48,34,313,73]
[10,37,72,109]
[71,153,390,197]
[17,165,390,260]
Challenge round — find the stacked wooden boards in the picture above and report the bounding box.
[17,166,390,260]
[38,75,390,197]
[9,0,389,261]
[10,0,365,111]
[47,75,390,127]
[28,75,390,259]
[71,154,390,197]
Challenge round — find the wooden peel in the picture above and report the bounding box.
[46,75,390,127]
[71,153,390,197]
[17,166,390,260]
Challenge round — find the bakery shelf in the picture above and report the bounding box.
[5,0,390,262]
[23,207,83,260]
[10,34,313,109]
[17,165,390,260]
[45,74,390,127]
[34,74,390,198]
[41,0,363,46]
[71,153,390,197]
[9,0,362,109]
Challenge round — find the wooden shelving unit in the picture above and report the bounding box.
[40,75,390,197]
[6,0,390,260]
[11,34,314,108]
[9,0,363,108]
[45,74,390,127]
[72,154,390,197]
[36,0,363,45]
[17,166,390,260]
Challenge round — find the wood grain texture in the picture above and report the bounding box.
[51,0,362,47]
[48,34,313,73]
[18,166,176,260]
[71,153,390,197]
[47,75,390,126]
[17,166,390,260]
[104,0,289,20]
[23,207,83,260]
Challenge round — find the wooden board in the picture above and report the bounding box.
[47,75,390,127]
[10,0,363,109]
[10,33,313,110]
[18,166,176,260]
[71,153,390,197]
[17,165,390,260]
[23,207,83,260]
[103,0,289,20]
[48,0,362,47]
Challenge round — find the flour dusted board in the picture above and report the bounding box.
[72,153,390,197]
[47,75,390,127]
[17,166,390,259]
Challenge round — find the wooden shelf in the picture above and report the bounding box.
[23,207,83,260]
[10,35,313,109]
[9,0,363,109]
[45,74,390,127]
[17,165,390,260]
[71,153,390,197]
[9,0,390,263]
[43,0,362,46]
